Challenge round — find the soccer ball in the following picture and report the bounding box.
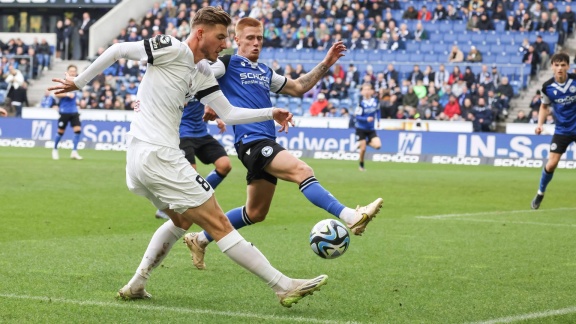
[309,219,350,259]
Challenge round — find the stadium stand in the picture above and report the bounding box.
[8,0,574,129]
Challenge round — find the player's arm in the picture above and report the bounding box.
[535,102,550,135]
[278,41,346,97]
[54,92,75,99]
[199,91,294,133]
[48,41,147,94]
[535,90,551,135]
[354,106,369,123]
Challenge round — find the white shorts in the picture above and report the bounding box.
[126,137,214,214]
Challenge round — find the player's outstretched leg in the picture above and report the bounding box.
[117,219,186,300]
[276,275,328,308]
[216,229,327,307]
[349,198,384,235]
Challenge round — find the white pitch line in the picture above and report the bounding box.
[440,218,576,228]
[415,207,576,219]
[469,305,576,323]
[0,293,346,324]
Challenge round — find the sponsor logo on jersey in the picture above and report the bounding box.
[151,35,172,50]
[239,72,270,85]
[554,94,576,104]
[261,146,273,157]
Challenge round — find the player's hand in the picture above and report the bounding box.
[535,125,543,135]
[0,107,7,117]
[48,72,79,94]
[203,106,218,121]
[272,108,295,133]
[323,41,347,67]
[216,118,227,133]
[367,116,374,122]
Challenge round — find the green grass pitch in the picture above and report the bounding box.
[1,147,576,323]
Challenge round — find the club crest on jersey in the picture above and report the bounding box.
[261,146,273,157]
[570,86,576,93]
[151,35,172,50]
[554,90,558,95]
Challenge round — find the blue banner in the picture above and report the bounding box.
[0,118,573,160]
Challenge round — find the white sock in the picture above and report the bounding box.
[217,230,292,292]
[538,190,544,195]
[127,220,186,289]
[338,207,357,224]
[196,231,210,246]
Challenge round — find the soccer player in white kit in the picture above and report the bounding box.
[48,7,327,307]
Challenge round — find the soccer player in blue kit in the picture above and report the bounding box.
[532,52,576,209]
[155,97,231,220]
[184,17,384,270]
[355,83,382,171]
[52,64,83,160]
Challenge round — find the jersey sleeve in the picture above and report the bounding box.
[143,35,182,66]
[540,84,550,105]
[270,69,288,93]
[210,59,226,79]
[195,60,221,103]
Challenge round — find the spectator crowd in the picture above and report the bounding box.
[4,0,572,129]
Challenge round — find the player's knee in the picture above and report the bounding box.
[245,207,268,223]
[297,161,314,178]
[217,163,232,176]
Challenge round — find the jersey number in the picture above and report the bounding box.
[196,175,211,192]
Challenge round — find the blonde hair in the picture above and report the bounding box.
[191,6,231,28]
[235,17,262,35]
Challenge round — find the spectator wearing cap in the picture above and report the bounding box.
[310,93,328,116]
[466,45,483,63]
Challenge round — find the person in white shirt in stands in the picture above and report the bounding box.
[48,6,327,308]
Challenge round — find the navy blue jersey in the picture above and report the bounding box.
[179,98,208,138]
[59,92,79,114]
[215,55,287,144]
[541,74,576,135]
[354,97,380,130]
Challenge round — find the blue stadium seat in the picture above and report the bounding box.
[409,53,424,62]
[353,50,370,62]
[276,96,289,108]
[420,42,435,53]
[340,98,352,109]
[260,48,275,60]
[443,33,457,44]
[470,33,485,44]
[457,33,471,44]
[438,22,453,34]
[498,33,514,44]
[405,41,419,52]
[312,50,325,61]
[289,97,302,105]
[285,49,301,61]
[496,55,511,64]
[329,98,340,107]
[453,22,467,33]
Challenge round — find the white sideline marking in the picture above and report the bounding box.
[0,293,345,324]
[415,207,576,220]
[470,305,576,323]
[443,218,576,228]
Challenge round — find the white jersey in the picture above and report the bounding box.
[133,36,219,148]
[73,35,274,149]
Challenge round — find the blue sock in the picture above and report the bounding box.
[539,167,554,194]
[300,176,345,218]
[203,206,252,242]
[54,133,62,149]
[205,169,225,189]
[73,132,80,151]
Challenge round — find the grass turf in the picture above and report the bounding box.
[1,147,575,323]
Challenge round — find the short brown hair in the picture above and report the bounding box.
[67,64,77,72]
[550,52,570,64]
[235,17,263,35]
[191,6,231,28]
